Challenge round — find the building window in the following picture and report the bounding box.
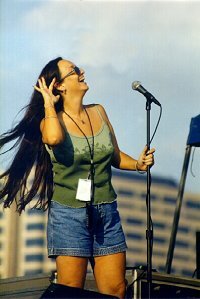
[140,193,157,201]
[25,254,44,262]
[126,218,142,225]
[27,223,45,230]
[153,237,166,244]
[126,233,143,240]
[151,194,158,201]
[163,196,176,204]
[178,226,189,233]
[174,253,189,261]
[27,209,44,215]
[175,240,189,248]
[117,189,134,197]
[153,222,166,229]
[26,239,44,247]
[186,201,200,210]
[140,193,147,200]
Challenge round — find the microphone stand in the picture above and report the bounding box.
[146,98,153,299]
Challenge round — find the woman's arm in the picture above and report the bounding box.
[35,77,65,146]
[97,104,155,172]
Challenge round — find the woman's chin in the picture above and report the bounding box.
[81,82,89,91]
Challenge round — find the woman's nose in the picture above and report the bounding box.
[80,68,85,75]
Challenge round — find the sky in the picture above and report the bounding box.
[0,0,200,194]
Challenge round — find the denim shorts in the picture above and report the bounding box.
[47,200,127,257]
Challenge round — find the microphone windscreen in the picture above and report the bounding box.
[132,81,141,90]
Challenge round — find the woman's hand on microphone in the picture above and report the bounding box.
[136,146,155,172]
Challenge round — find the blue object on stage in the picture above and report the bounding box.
[187,114,200,146]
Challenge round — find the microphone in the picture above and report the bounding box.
[132,81,161,106]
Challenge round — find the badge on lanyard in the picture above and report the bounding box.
[76,179,92,202]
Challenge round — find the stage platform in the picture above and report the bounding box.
[0,269,199,298]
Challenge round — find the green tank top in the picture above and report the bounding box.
[46,106,117,207]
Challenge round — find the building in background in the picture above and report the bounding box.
[113,171,199,277]
[0,170,199,279]
[0,204,54,278]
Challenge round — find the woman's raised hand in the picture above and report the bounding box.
[34,77,60,107]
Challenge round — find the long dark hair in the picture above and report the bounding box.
[0,57,63,213]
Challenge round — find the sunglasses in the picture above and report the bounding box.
[58,66,81,83]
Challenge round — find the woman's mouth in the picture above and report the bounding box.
[79,77,85,82]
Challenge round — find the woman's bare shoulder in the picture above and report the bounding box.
[85,103,106,113]
[85,103,109,122]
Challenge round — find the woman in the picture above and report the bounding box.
[0,57,155,299]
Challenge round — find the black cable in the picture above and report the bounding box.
[148,105,162,253]
[150,105,162,145]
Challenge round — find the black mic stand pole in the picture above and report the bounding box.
[146,98,153,299]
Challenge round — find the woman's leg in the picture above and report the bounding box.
[56,256,88,288]
[94,252,126,299]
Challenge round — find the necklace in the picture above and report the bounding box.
[63,109,86,124]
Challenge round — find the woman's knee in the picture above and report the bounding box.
[109,279,126,299]
[56,256,88,288]
[96,278,126,299]
[99,281,126,299]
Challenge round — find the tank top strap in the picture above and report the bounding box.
[95,105,105,123]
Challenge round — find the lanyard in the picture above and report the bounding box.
[63,108,95,229]
[62,108,95,180]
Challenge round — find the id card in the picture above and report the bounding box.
[76,179,91,202]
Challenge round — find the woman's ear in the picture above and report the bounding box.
[54,82,66,93]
